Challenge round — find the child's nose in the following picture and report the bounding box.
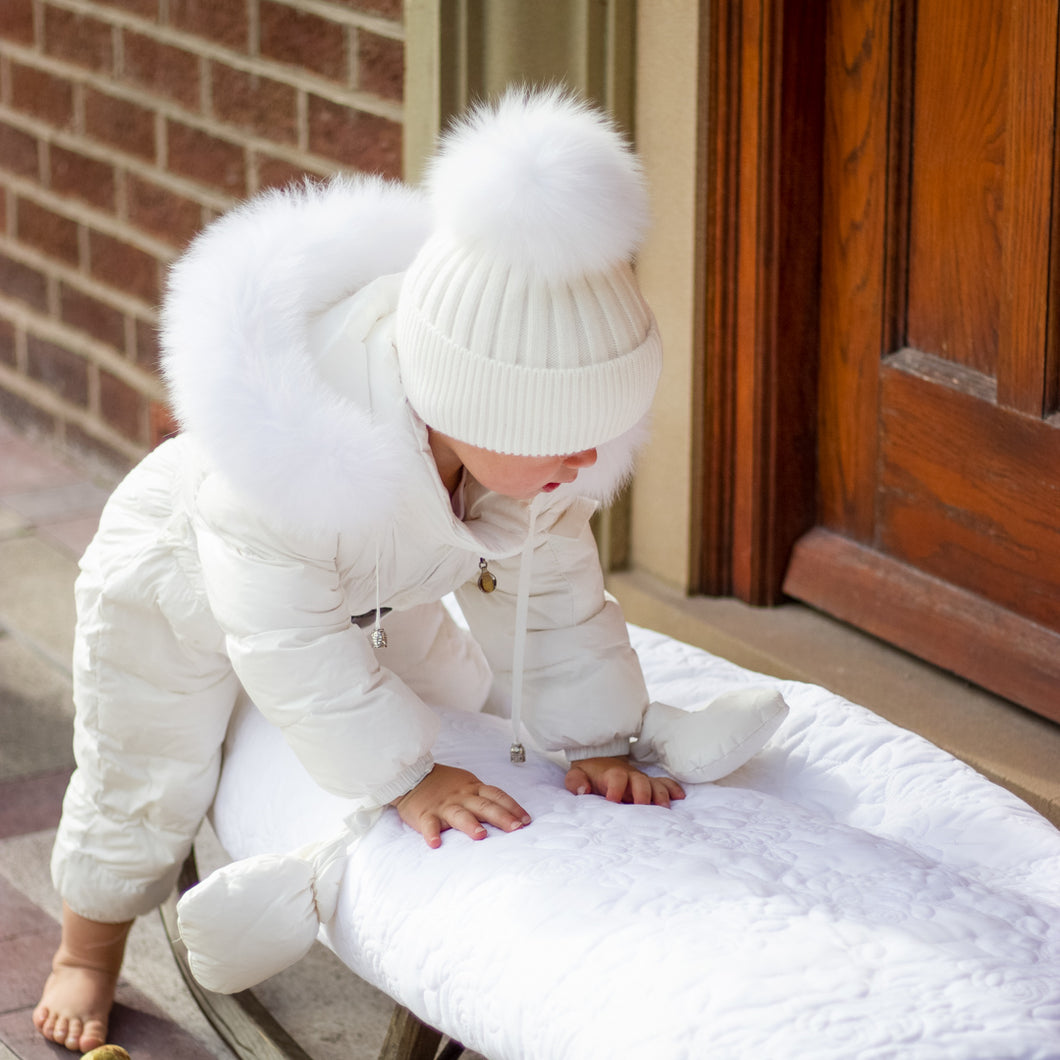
[566,448,598,469]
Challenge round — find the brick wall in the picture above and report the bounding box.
[0,0,404,473]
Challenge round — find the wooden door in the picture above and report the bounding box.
[703,0,1060,722]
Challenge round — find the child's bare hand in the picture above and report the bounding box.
[391,764,531,849]
[565,756,685,807]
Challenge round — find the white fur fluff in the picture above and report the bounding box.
[427,88,649,280]
[161,177,432,535]
[553,415,652,507]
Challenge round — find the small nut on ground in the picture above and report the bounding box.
[81,1046,132,1060]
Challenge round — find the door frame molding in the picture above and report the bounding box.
[698,0,825,602]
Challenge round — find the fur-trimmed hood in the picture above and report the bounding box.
[161,176,647,537]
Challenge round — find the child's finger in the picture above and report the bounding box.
[649,776,672,808]
[442,804,489,841]
[565,767,592,797]
[478,785,532,826]
[603,768,629,802]
[421,815,444,849]
[627,770,654,805]
[467,794,528,833]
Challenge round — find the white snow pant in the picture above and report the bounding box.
[51,453,241,923]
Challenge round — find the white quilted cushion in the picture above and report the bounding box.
[210,625,1060,1060]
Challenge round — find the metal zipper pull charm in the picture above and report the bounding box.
[477,557,497,593]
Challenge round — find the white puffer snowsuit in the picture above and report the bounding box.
[52,178,657,924]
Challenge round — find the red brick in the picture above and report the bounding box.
[126,174,203,247]
[9,62,75,129]
[43,5,115,72]
[329,0,402,19]
[0,318,15,367]
[166,120,246,196]
[0,253,48,310]
[134,316,161,373]
[0,122,40,179]
[84,88,157,161]
[17,198,80,265]
[170,0,248,50]
[122,30,201,110]
[100,369,146,442]
[254,153,319,193]
[50,145,117,212]
[0,0,35,44]
[149,399,178,445]
[211,63,298,142]
[27,335,89,407]
[307,98,400,177]
[260,1,346,82]
[60,283,127,350]
[357,30,403,102]
[88,230,161,305]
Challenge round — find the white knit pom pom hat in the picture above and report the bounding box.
[396,88,662,457]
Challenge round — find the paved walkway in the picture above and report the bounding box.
[0,421,398,1060]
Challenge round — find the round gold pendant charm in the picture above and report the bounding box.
[477,558,497,593]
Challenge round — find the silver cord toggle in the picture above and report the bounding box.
[510,743,526,763]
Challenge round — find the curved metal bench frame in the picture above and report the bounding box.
[160,850,466,1060]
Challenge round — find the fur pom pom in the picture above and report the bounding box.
[427,88,649,280]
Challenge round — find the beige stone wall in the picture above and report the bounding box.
[629,0,700,592]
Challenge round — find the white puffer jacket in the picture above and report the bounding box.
[57,178,789,978]
[163,179,653,800]
[53,178,656,927]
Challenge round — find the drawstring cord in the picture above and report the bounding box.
[508,495,544,763]
[370,536,387,648]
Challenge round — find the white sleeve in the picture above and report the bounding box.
[193,473,438,807]
[455,496,648,760]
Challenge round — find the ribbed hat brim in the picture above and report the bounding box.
[396,306,662,456]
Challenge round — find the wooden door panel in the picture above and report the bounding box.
[878,355,1060,629]
[701,0,1060,719]
[906,0,1006,376]
[782,0,1060,721]
[815,0,891,543]
[999,1,1060,415]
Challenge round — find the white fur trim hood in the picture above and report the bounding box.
[161,176,648,535]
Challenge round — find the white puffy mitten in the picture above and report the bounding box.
[631,688,789,783]
[176,810,379,994]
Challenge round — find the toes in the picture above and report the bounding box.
[81,1018,108,1052]
[63,1016,82,1050]
[31,1003,49,1032]
[52,1014,69,1045]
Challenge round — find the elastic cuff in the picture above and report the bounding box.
[368,753,435,807]
[566,737,633,764]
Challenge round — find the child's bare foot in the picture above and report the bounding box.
[33,904,132,1053]
[34,963,116,1052]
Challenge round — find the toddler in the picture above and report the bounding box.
[34,89,786,1052]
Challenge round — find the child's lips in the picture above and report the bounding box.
[541,482,560,493]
